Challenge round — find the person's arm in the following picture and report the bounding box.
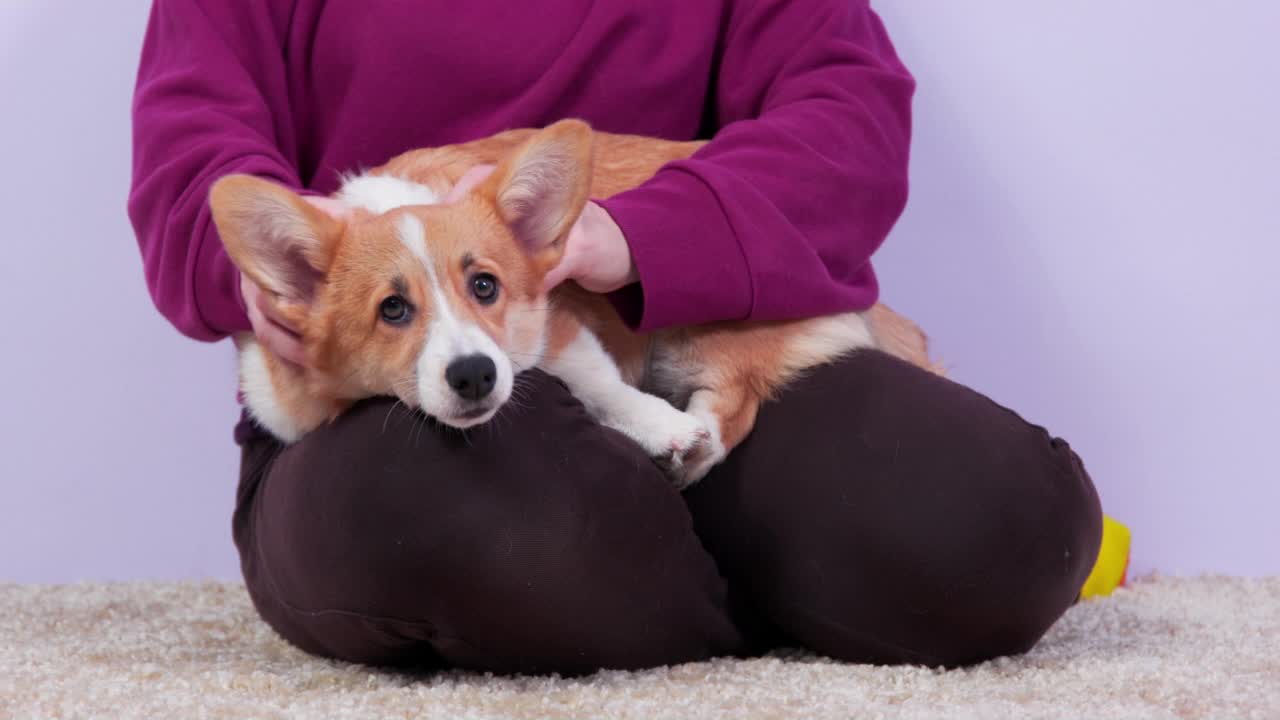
[128,0,310,342]
[600,0,914,331]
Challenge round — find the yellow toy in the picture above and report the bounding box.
[1079,515,1132,599]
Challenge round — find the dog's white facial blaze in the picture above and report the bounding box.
[396,215,513,428]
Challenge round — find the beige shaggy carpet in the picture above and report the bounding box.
[2,576,1278,719]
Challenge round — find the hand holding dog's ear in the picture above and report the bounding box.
[540,202,637,293]
[240,272,308,367]
[302,195,352,222]
[446,159,636,294]
[240,196,349,367]
[210,176,346,304]
[446,164,497,203]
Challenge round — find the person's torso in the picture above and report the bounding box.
[282,0,727,191]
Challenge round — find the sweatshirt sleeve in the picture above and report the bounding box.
[600,0,915,331]
[127,0,309,342]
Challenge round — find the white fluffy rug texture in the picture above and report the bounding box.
[2,576,1277,719]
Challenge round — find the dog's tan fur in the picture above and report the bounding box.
[211,120,941,485]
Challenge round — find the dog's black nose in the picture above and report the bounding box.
[445,354,497,401]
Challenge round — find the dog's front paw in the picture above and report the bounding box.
[605,397,711,486]
[666,442,727,491]
[652,416,714,487]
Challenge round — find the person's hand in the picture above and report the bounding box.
[445,164,498,203]
[239,195,348,368]
[540,201,636,293]
[240,272,307,367]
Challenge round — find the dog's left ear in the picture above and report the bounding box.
[486,119,594,263]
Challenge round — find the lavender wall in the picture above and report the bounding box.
[2,1,1276,582]
[1,2,242,582]
[871,2,1280,577]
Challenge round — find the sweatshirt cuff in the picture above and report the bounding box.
[195,223,254,336]
[600,170,753,331]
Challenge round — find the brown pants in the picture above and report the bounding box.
[233,350,1101,676]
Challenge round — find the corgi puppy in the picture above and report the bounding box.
[210,120,938,488]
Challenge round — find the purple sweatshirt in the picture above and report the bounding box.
[129,0,914,340]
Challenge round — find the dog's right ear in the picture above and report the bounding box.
[209,175,343,307]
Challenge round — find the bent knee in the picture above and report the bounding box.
[754,452,1101,666]
[247,376,651,617]
[238,374,745,672]
[693,350,1104,666]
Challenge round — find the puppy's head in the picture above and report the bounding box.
[210,119,594,432]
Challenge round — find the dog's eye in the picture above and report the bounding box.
[471,273,499,305]
[379,295,411,324]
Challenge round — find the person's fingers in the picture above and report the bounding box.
[245,278,308,366]
[303,195,352,219]
[540,262,570,293]
[240,271,260,311]
[540,218,589,293]
[257,320,308,367]
[446,164,497,203]
[252,286,296,334]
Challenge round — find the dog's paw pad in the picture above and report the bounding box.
[653,420,714,481]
